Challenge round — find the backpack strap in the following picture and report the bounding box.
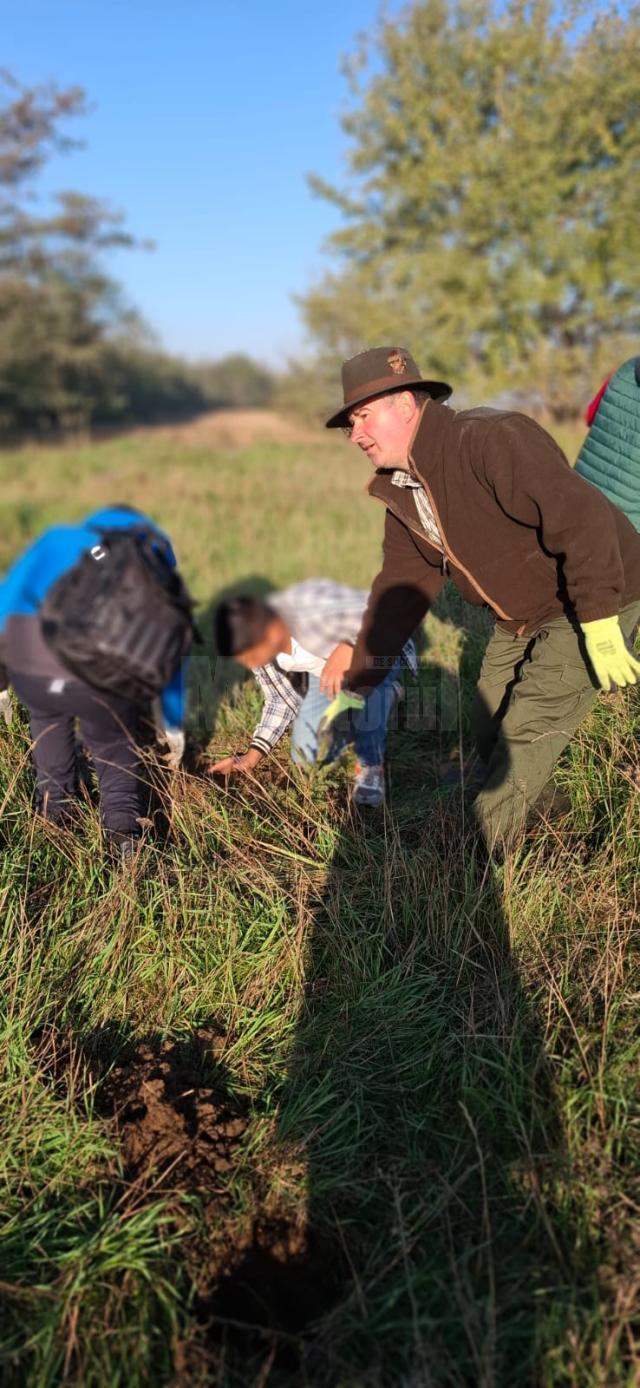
[89,525,203,643]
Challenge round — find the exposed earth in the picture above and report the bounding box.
[115,408,319,450]
[84,1028,342,1378]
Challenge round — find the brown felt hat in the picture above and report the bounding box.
[326,346,452,429]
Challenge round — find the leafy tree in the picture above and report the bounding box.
[301,1,640,416]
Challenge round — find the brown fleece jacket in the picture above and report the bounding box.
[347,400,640,693]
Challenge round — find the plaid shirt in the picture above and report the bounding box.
[390,470,444,550]
[249,579,417,755]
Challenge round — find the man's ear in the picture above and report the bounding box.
[397,390,419,421]
[272,615,291,649]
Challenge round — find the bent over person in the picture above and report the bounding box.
[320,347,640,850]
[0,505,191,861]
[209,579,416,807]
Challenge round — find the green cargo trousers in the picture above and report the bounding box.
[471,601,640,849]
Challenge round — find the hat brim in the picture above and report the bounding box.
[325,378,452,429]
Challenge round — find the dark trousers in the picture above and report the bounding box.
[9,671,144,836]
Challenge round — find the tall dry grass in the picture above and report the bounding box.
[0,419,638,1386]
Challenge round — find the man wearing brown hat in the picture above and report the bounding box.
[319,346,640,850]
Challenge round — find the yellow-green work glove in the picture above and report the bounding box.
[316,690,365,765]
[580,617,640,692]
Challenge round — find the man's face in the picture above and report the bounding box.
[345,391,419,470]
[236,616,291,670]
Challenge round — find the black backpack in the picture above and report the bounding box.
[40,527,198,703]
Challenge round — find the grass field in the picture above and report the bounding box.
[1,414,639,1387]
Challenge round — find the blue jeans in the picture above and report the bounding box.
[290,661,403,768]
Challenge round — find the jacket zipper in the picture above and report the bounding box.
[369,488,441,553]
[370,490,454,587]
[370,471,514,624]
[406,423,514,620]
[421,482,512,619]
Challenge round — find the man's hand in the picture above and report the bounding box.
[207,748,263,779]
[320,641,354,697]
[316,690,365,765]
[161,728,185,770]
[581,617,640,691]
[0,689,12,728]
[151,699,185,769]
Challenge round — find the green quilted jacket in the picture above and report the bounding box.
[575,357,640,532]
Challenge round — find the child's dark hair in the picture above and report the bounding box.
[215,595,277,657]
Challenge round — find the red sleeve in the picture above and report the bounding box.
[585,375,612,427]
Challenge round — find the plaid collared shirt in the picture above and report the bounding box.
[249,578,417,755]
[390,470,444,550]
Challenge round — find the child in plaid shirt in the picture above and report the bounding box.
[208,579,416,807]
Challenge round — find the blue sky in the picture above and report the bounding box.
[3,0,399,364]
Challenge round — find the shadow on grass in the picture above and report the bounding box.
[206,814,569,1384]
[200,594,574,1385]
[20,579,586,1382]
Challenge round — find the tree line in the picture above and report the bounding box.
[0,72,274,436]
[4,1,639,434]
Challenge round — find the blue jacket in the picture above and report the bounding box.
[0,506,185,729]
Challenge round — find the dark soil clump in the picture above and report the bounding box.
[94,1029,248,1187]
[34,1024,347,1377]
